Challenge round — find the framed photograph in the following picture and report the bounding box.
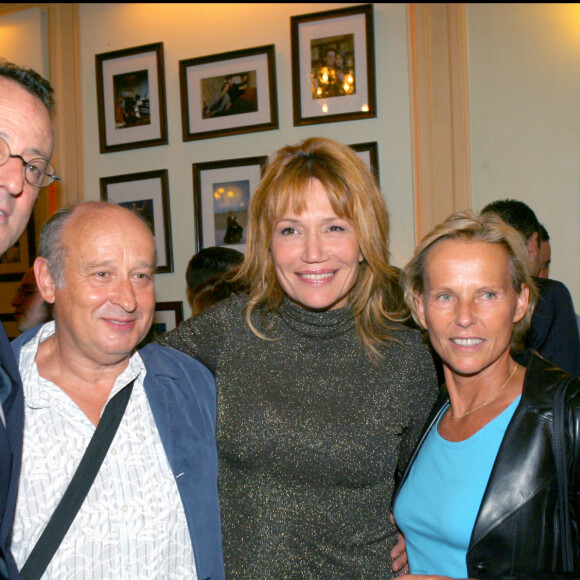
[96,42,168,153]
[291,4,376,126]
[140,301,184,346]
[0,220,35,282]
[100,169,174,273]
[192,156,268,253]
[180,44,278,141]
[350,141,380,184]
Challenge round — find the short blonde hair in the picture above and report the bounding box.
[402,210,538,349]
[234,137,406,361]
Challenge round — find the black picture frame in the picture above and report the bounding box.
[192,156,269,253]
[180,44,279,141]
[291,4,376,126]
[96,42,168,153]
[99,169,174,274]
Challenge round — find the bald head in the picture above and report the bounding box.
[39,201,156,287]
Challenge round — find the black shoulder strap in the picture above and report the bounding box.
[551,376,574,573]
[20,380,135,580]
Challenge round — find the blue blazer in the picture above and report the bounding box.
[12,331,224,580]
[0,326,23,580]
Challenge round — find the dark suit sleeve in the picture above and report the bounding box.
[526,278,580,375]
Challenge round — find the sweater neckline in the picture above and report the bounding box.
[278,297,355,338]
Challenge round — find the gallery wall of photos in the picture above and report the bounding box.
[80,2,416,322]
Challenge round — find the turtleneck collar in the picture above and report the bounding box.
[278,296,355,339]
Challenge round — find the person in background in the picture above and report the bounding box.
[538,221,580,337]
[189,275,246,317]
[11,268,52,334]
[393,210,579,578]
[0,58,58,580]
[11,202,224,579]
[538,223,551,279]
[185,246,244,312]
[481,199,580,375]
[158,137,438,578]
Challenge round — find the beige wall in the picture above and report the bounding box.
[467,3,580,307]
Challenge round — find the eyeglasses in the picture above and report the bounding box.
[0,137,60,189]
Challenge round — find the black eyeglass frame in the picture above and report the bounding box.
[0,137,60,189]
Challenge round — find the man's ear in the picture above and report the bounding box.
[526,231,541,276]
[34,257,57,304]
[527,231,539,259]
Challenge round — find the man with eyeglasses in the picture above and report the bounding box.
[0,58,57,580]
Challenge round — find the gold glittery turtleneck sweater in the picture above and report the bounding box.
[157,294,438,579]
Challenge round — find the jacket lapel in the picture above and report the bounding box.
[469,351,559,547]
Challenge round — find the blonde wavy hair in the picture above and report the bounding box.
[233,137,406,361]
[402,210,538,349]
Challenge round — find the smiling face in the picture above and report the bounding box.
[270,178,362,311]
[415,239,528,379]
[0,77,53,256]
[37,205,156,368]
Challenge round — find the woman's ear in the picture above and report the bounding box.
[513,283,530,324]
[34,257,57,305]
[414,291,428,329]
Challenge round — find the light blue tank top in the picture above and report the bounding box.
[393,396,520,578]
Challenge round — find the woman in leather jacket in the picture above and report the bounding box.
[392,210,579,579]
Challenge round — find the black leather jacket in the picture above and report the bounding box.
[394,350,580,579]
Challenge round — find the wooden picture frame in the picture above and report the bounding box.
[291,4,376,126]
[0,220,35,282]
[192,156,268,253]
[99,169,174,273]
[350,141,380,184]
[180,44,278,141]
[96,42,168,153]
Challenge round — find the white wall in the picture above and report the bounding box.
[468,3,580,306]
[78,3,416,317]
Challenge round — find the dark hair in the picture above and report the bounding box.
[539,223,550,243]
[186,246,244,293]
[0,58,55,117]
[480,199,540,242]
[190,274,246,315]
